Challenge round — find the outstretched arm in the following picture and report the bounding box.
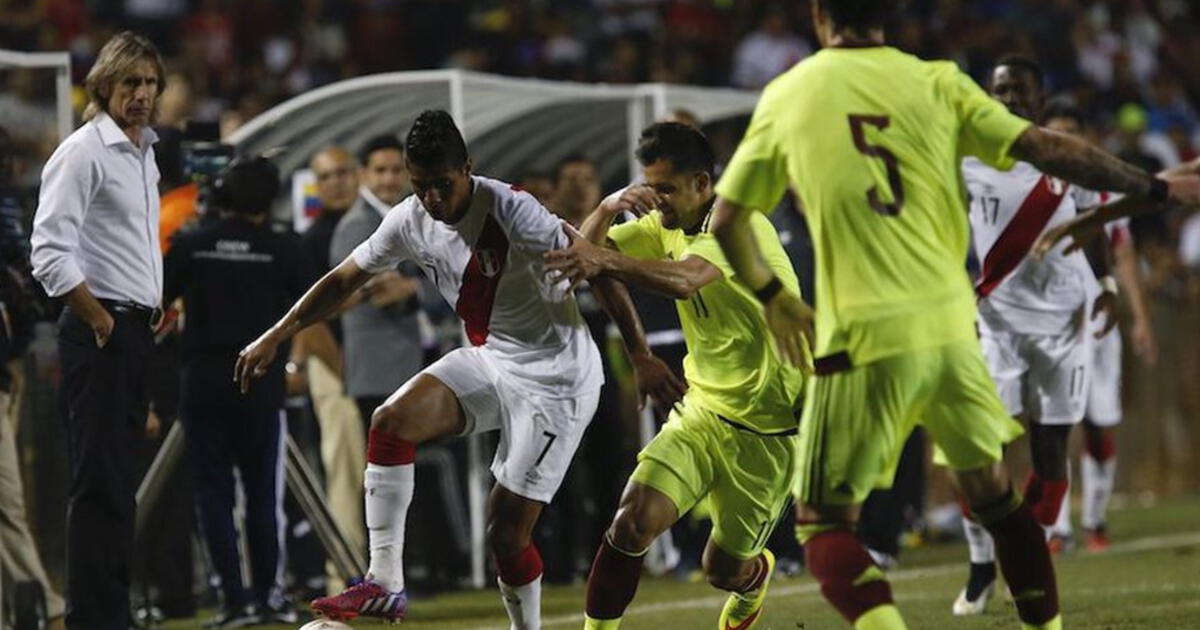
[711,197,813,369]
[1113,237,1158,364]
[1011,127,1200,204]
[545,222,721,300]
[235,256,373,393]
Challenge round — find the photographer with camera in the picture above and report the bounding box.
[162,156,314,627]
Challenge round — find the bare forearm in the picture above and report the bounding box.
[590,276,651,357]
[712,197,775,291]
[63,283,107,323]
[603,252,708,300]
[1114,240,1152,326]
[1162,156,1200,178]
[1012,127,1155,197]
[270,262,370,340]
[580,206,619,245]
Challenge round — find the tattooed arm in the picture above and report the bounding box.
[1011,127,1153,196]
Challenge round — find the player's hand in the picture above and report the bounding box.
[1131,317,1158,366]
[603,184,661,218]
[630,351,687,416]
[364,270,420,308]
[235,331,281,394]
[1033,214,1105,259]
[88,309,115,348]
[1091,290,1119,338]
[764,290,815,372]
[544,222,612,291]
[1164,173,1200,206]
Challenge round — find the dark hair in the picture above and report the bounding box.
[555,153,594,182]
[214,156,279,216]
[995,54,1044,88]
[405,110,468,169]
[816,0,893,33]
[1040,99,1085,128]
[635,122,715,177]
[359,134,404,166]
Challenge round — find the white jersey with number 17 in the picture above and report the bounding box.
[964,158,1103,336]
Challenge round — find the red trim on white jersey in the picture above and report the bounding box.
[456,214,510,346]
[976,175,1071,298]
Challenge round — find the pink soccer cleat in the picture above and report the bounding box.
[311,580,407,623]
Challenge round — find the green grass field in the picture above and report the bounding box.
[178,496,1200,629]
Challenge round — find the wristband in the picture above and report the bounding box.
[1148,176,1169,203]
[753,275,784,303]
[1100,275,1119,296]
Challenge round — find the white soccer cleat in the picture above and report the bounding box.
[952,582,994,616]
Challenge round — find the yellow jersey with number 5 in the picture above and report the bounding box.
[716,46,1032,366]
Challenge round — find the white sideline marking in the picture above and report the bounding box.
[460,530,1200,629]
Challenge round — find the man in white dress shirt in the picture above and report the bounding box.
[30,31,165,630]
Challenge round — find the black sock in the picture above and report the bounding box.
[965,561,996,600]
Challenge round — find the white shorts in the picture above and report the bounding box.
[979,325,1090,425]
[423,346,601,503]
[1086,325,1123,426]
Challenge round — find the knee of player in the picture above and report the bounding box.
[485,519,529,557]
[608,507,659,554]
[701,557,746,592]
[370,403,416,440]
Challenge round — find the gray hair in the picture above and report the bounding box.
[83,31,167,123]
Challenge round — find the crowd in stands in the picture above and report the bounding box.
[0,1,1196,156]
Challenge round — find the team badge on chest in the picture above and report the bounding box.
[477,249,503,277]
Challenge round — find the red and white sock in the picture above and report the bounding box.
[1081,433,1117,530]
[1024,472,1069,528]
[1049,467,1074,538]
[364,428,416,593]
[496,545,544,630]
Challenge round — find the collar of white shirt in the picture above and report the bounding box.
[94,111,159,152]
[359,185,392,218]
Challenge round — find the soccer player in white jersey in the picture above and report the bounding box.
[953,56,1120,616]
[236,110,676,627]
[1040,102,1158,553]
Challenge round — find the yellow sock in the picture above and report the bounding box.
[584,615,622,630]
[1022,614,1062,630]
[854,604,907,630]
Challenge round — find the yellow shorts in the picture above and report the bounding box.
[795,339,1023,507]
[631,395,797,559]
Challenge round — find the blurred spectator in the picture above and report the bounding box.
[3,0,1192,156]
[517,171,555,206]
[298,145,366,595]
[164,156,309,626]
[730,6,810,89]
[551,154,601,228]
[0,124,65,630]
[1108,103,1175,171]
[1145,74,1198,135]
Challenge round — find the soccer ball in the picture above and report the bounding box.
[298,619,353,630]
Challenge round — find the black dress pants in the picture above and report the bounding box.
[58,307,153,630]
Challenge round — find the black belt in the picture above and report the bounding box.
[814,351,853,375]
[98,298,163,328]
[716,414,799,437]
